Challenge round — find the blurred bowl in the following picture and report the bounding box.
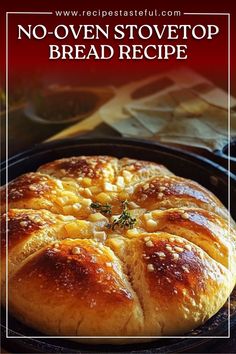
[24,88,99,125]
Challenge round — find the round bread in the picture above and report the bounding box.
[1,155,235,342]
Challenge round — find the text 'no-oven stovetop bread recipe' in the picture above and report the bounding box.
[1,155,236,342]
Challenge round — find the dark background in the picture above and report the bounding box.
[0,0,235,93]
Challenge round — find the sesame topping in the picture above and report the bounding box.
[172,253,179,261]
[28,184,38,191]
[182,265,190,273]
[155,251,166,259]
[166,246,172,252]
[159,186,166,192]
[19,221,28,227]
[157,192,164,199]
[144,236,151,242]
[146,240,154,247]
[71,247,81,255]
[181,212,189,220]
[143,256,150,260]
[185,244,192,251]
[174,246,184,253]
[147,264,155,272]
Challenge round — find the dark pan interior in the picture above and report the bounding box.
[1,137,236,353]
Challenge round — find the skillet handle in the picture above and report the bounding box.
[213,140,236,175]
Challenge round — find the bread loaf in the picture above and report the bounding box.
[1,156,235,341]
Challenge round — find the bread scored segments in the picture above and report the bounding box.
[1,155,235,340]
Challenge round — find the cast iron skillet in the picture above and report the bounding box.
[1,137,236,353]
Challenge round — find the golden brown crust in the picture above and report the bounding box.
[0,209,76,285]
[13,240,133,303]
[1,173,59,210]
[1,173,53,206]
[140,208,236,270]
[141,235,220,296]
[1,209,56,252]
[132,176,229,220]
[0,155,235,340]
[38,156,118,183]
[1,172,96,218]
[9,239,143,336]
[118,158,173,182]
[122,233,233,335]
